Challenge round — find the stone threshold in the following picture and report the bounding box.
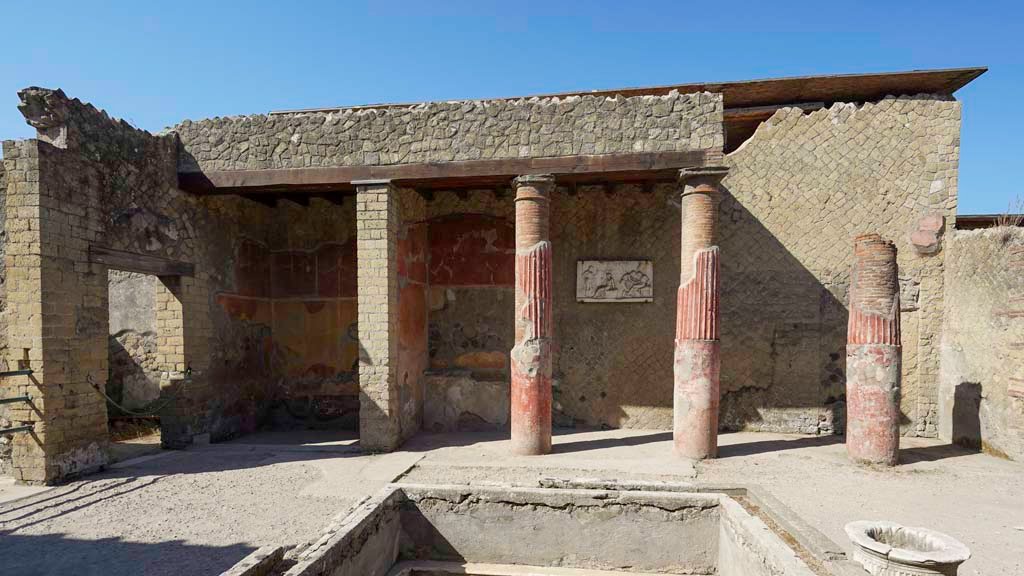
[386,561,708,576]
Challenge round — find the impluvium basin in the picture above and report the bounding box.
[275,483,822,576]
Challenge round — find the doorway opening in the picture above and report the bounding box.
[105,270,164,462]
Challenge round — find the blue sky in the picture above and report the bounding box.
[0,1,1019,213]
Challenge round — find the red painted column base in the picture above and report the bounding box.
[673,339,720,459]
[510,339,553,455]
[846,343,901,466]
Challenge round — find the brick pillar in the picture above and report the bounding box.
[846,233,902,466]
[155,275,212,448]
[2,139,109,484]
[674,166,729,460]
[355,180,402,452]
[510,174,555,455]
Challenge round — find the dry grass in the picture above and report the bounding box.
[995,194,1024,227]
[108,417,161,442]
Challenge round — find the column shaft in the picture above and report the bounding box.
[674,167,728,460]
[510,175,555,455]
[846,233,902,466]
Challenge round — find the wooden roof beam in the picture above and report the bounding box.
[178,150,711,195]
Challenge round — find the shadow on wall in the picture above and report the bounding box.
[106,333,160,416]
[951,381,983,451]
[717,189,850,435]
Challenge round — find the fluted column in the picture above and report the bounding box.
[846,233,902,466]
[510,174,555,455]
[674,166,729,459]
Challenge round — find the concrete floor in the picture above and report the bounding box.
[1,429,1021,575]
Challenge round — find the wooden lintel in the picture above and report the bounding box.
[179,150,710,195]
[90,246,195,277]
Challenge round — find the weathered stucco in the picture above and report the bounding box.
[940,227,1024,460]
[175,91,723,172]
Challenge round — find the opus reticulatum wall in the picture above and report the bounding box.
[722,96,959,436]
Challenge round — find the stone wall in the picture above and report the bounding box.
[175,92,722,172]
[1,88,278,482]
[0,162,9,475]
[107,271,160,411]
[940,227,1024,460]
[551,184,682,428]
[404,96,958,435]
[722,95,960,436]
[171,89,725,442]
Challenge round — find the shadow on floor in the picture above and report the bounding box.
[552,430,673,454]
[898,442,982,464]
[0,532,255,576]
[402,430,509,453]
[716,433,844,458]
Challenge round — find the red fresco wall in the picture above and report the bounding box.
[398,223,430,433]
[217,238,360,395]
[429,214,515,287]
[426,214,515,375]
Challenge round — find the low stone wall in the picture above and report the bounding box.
[940,227,1024,460]
[422,372,509,433]
[398,485,719,573]
[285,488,403,576]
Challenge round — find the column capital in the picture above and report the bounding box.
[678,166,729,195]
[513,174,556,197]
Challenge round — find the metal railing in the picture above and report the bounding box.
[0,368,35,436]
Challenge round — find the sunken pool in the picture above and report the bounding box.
[263,481,846,576]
